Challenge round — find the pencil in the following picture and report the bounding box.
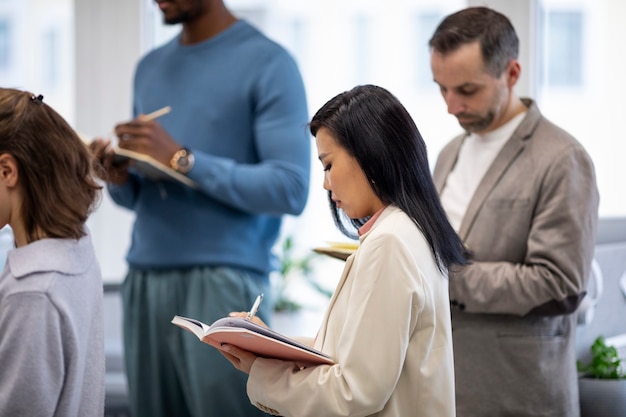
[115,106,172,142]
[142,105,171,120]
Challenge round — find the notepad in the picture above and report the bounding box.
[171,315,334,365]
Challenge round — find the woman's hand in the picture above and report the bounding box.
[219,343,259,374]
[219,311,268,373]
[229,311,268,327]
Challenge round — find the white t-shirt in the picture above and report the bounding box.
[440,112,526,232]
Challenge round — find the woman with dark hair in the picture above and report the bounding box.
[0,87,105,416]
[221,84,466,417]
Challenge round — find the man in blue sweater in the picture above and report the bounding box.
[90,0,310,416]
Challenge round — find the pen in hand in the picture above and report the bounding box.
[245,293,263,321]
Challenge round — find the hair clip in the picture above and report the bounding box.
[30,94,44,103]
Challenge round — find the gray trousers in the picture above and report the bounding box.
[121,266,271,417]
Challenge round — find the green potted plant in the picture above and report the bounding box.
[577,335,626,417]
[270,235,334,336]
[272,235,332,313]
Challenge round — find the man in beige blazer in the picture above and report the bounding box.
[429,7,599,417]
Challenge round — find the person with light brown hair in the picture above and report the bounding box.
[0,87,105,417]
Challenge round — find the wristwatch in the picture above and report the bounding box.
[170,148,195,174]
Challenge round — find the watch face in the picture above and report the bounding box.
[172,148,194,173]
[178,155,189,168]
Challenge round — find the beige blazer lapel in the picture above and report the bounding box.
[457,100,542,240]
[458,135,526,240]
[315,254,356,346]
[433,137,465,194]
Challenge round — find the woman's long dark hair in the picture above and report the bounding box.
[310,84,466,272]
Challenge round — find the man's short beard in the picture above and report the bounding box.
[163,2,206,25]
[459,112,495,133]
[164,12,189,25]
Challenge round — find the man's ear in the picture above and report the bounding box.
[0,153,19,188]
[505,59,522,88]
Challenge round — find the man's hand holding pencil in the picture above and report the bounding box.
[88,106,173,184]
[114,106,176,167]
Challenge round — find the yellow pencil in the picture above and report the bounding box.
[141,105,171,121]
[78,106,172,145]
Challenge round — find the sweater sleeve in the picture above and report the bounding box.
[0,293,65,416]
[107,174,141,210]
[186,51,311,216]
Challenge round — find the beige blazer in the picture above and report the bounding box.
[433,99,599,417]
[247,206,455,417]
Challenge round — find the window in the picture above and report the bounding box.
[0,0,74,123]
[0,19,9,69]
[43,28,60,87]
[414,11,443,91]
[539,10,584,88]
[353,13,372,85]
[537,0,624,217]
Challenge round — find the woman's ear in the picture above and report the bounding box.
[0,153,19,188]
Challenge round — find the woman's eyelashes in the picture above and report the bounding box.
[323,163,331,172]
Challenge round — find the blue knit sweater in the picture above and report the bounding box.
[108,20,311,277]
